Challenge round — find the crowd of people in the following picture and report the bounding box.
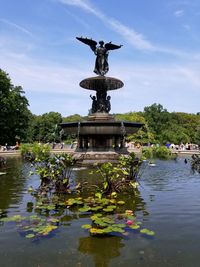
[0,142,19,151]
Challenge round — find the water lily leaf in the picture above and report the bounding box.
[81,224,92,229]
[79,206,90,212]
[100,198,110,206]
[46,205,56,210]
[90,228,104,234]
[140,228,155,236]
[117,201,125,205]
[103,208,114,212]
[25,233,35,238]
[129,224,140,230]
[91,206,103,211]
[4,215,26,222]
[29,215,39,220]
[0,217,10,222]
[95,192,102,199]
[91,215,100,221]
[102,227,113,233]
[94,219,107,227]
[111,192,117,198]
[101,217,114,224]
[111,227,125,233]
[108,200,115,205]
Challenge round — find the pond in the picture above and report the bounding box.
[0,156,200,267]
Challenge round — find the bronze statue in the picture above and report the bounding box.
[90,94,97,113]
[76,37,122,76]
[90,91,111,113]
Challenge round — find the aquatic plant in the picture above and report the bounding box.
[191,154,200,173]
[23,144,77,193]
[0,194,155,240]
[20,143,51,162]
[142,146,175,160]
[92,153,142,195]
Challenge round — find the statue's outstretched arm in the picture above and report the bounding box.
[76,37,97,52]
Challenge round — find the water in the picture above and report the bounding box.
[0,156,200,267]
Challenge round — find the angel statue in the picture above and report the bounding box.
[76,37,122,76]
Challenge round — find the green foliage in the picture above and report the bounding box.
[114,112,146,123]
[21,143,76,191]
[143,103,170,143]
[27,112,63,143]
[127,125,155,144]
[94,153,141,195]
[142,146,174,160]
[0,69,31,144]
[62,114,87,122]
[0,194,155,240]
[20,143,51,161]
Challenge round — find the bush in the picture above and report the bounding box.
[142,146,173,160]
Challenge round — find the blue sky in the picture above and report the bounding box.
[0,0,200,116]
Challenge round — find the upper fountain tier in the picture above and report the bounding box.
[80,76,124,91]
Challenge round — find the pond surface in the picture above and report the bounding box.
[0,156,200,267]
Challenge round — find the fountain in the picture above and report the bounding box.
[61,37,143,162]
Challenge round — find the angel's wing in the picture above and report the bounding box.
[76,37,97,51]
[105,42,122,51]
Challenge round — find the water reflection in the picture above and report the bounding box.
[0,157,28,211]
[79,236,124,267]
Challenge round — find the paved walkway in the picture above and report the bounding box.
[0,148,199,157]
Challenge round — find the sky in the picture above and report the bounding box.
[0,0,200,116]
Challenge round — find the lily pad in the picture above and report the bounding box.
[140,228,155,236]
[90,228,104,234]
[129,224,140,230]
[103,207,114,212]
[81,224,92,229]
[117,201,125,205]
[25,233,35,238]
[79,206,91,212]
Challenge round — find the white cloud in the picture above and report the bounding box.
[0,18,34,37]
[55,0,200,59]
[183,24,191,30]
[1,49,200,115]
[174,9,184,17]
[56,0,155,51]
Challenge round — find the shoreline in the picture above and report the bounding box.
[0,148,199,157]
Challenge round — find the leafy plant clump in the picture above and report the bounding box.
[191,154,200,173]
[142,146,175,160]
[22,143,77,193]
[92,153,142,195]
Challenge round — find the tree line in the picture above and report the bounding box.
[1,68,200,146]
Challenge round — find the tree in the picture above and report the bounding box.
[0,69,31,145]
[143,103,170,143]
[62,114,87,122]
[114,112,146,123]
[29,112,63,143]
